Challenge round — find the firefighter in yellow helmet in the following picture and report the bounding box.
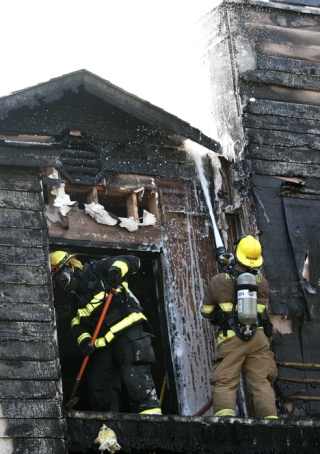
[200,235,278,418]
[50,250,162,415]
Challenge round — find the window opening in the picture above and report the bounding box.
[52,248,177,415]
[225,213,242,249]
[43,174,159,226]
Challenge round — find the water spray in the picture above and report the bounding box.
[186,140,247,418]
[185,140,232,268]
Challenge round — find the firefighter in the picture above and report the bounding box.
[200,235,278,418]
[50,250,162,415]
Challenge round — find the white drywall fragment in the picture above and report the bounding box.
[51,183,77,216]
[141,209,156,226]
[84,202,118,226]
[119,216,139,231]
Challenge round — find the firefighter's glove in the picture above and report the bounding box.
[107,270,122,288]
[80,339,96,357]
[218,252,235,268]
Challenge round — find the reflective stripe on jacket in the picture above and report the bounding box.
[201,268,269,345]
[71,288,123,330]
[72,287,145,348]
[70,256,145,347]
[95,312,147,347]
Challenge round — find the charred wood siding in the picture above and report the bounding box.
[66,412,320,454]
[229,3,320,417]
[0,70,218,421]
[0,167,66,452]
[48,175,217,417]
[159,180,217,415]
[0,88,199,183]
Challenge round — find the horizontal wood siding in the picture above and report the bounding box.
[0,341,56,360]
[0,167,66,452]
[0,144,63,169]
[229,2,320,417]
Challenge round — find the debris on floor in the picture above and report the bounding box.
[94,424,121,453]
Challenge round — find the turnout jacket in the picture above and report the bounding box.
[70,255,147,349]
[201,265,269,346]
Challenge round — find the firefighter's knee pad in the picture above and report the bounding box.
[126,330,156,364]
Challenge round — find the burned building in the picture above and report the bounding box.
[0,0,319,453]
[209,0,320,421]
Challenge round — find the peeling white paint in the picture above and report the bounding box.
[133,187,145,196]
[270,314,293,334]
[84,202,156,231]
[302,254,310,282]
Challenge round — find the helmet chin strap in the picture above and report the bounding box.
[235,259,258,275]
[51,253,73,280]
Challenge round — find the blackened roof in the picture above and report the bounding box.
[0,69,219,153]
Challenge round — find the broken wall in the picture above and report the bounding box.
[47,169,217,416]
[224,0,320,417]
[0,75,221,419]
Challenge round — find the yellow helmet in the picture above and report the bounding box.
[235,235,263,268]
[50,250,76,278]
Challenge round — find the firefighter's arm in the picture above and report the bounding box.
[70,301,94,354]
[201,279,217,319]
[257,273,270,315]
[107,256,140,288]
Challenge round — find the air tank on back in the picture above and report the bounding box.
[237,272,258,326]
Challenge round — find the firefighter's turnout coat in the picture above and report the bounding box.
[201,265,278,418]
[71,255,146,348]
[70,255,161,414]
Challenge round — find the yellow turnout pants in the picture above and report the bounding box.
[211,330,278,418]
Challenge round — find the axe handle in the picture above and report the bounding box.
[65,289,114,408]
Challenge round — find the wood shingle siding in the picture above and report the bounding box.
[227,0,320,418]
[0,167,67,452]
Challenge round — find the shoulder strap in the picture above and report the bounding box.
[90,260,109,291]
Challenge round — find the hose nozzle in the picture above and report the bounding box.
[217,247,235,269]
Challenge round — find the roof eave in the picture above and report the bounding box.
[0,70,220,154]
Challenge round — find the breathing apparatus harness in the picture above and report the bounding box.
[90,260,144,316]
[211,264,261,341]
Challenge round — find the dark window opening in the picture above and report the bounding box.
[225,213,242,249]
[52,248,177,415]
[43,174,159,224]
